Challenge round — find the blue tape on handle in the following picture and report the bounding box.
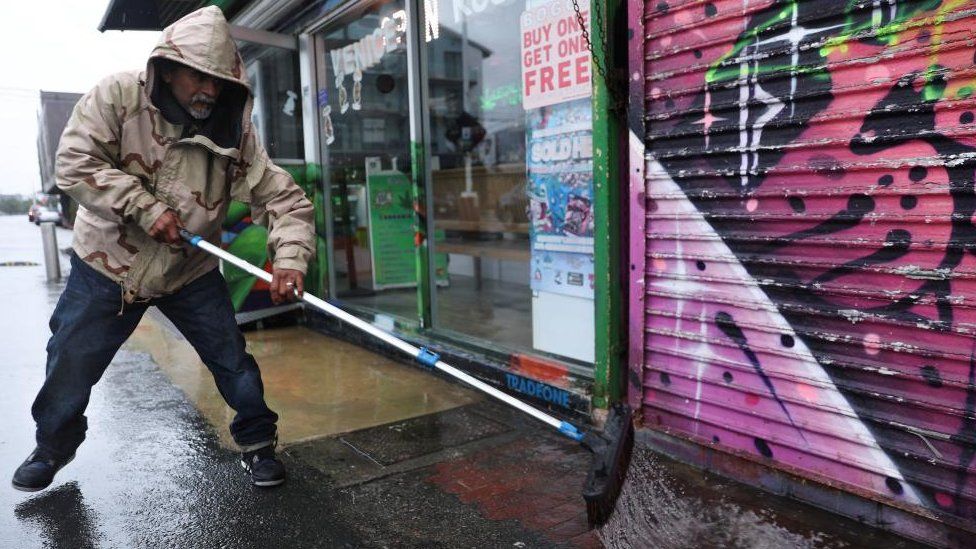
[190,235,202,246]
[558,421,584,441]
[416,347,439,369]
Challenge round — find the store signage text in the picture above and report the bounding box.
[329,10,407,81]
[505,373,570,409]
[453,0,517,22]
[529,132,592,163]
[520,1,591,109]
[425,0,440,41]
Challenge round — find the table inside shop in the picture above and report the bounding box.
[436,220,530,289]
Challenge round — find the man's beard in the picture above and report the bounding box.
[187,93,216,119]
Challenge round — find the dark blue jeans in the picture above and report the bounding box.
[32,253,278,458]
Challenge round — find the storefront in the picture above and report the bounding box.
[100,0,625,420]
[98,0,976,542]
[290,0,623,418]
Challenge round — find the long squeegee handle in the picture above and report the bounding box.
[180,230,584,442]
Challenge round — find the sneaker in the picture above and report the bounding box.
[240,444,286,487]
[11,448,75,492]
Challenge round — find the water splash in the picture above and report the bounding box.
[597,448,841,549]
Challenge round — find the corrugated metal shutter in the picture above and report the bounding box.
[642,0,976,523]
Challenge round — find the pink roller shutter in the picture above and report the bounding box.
[636,0,976,525]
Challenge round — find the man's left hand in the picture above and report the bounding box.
[270,268,304,305]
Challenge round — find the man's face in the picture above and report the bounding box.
[162,66,224,120]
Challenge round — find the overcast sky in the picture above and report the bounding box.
[0,1,160,196]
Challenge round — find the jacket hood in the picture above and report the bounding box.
[145,6,251,151]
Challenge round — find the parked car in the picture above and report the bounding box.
[33,204,62,226]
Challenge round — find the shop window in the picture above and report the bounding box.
[225,43,308,315]
[240,45,305,161]
[443,51,461,79]
[316,0,423,318]
[310,0,596,366]
[425,0,596,365]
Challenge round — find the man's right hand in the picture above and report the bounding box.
[148,209,184,244]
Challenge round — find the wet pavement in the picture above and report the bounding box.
[127,314,480,449]
[0,215,928,548]
[0,216,563,548]
[0,217,362,547]
[599,447,927,549]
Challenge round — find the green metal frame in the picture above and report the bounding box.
[406,0,435,328]
[411,141,434,326]
[591,0,623,409]
[305,162,330,298]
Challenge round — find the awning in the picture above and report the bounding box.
[98,0,214,32]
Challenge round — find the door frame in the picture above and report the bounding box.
[300,0,422,306]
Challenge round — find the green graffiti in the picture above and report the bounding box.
[830,0,943,50]
[958,86,973,99]
[706,2,795,83]
[923,65,948,102]
[223,200,251,228]
[708,0,944,84]
[480,84,521,112]
[224,224,269,311]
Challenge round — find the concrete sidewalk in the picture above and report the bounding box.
[127,316,481,448]
[128,293,919,549]
[129,309,603,548]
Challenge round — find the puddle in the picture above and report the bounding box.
[598,449,840,549]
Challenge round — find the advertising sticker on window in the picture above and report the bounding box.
[526,97,594,299]
[520,0,591,110]
[365,170,449,289]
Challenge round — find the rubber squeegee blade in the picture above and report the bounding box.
[581,403,634,527]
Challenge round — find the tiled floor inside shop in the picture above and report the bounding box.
[340,274,534,351]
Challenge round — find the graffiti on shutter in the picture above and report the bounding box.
[641,0,976,522]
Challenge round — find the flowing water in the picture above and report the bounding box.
[598,448,850,549]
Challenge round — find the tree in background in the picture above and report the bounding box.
[0,195,32,215]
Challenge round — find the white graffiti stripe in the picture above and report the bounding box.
[644,150,921,504]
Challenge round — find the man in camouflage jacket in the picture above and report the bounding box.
[12,6,313,492]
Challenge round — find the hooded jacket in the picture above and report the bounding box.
[55,6,314,303]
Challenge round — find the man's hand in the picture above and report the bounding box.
[270,268,304,305]
[148,209,184,244]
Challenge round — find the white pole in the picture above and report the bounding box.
[40,222,60,282]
